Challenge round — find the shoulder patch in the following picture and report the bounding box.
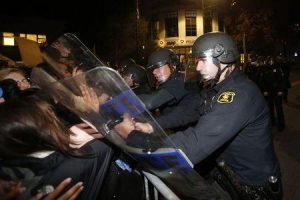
[217,91,235,104]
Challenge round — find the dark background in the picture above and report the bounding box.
[1,0,300,64]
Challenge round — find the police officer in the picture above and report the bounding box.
[115,32,282,200]
[245,54,265,91]
[262,56,286,131]
[139,48,201,130]
[122,63,151,95]
[139,48,187,110]
[119,58,136,73]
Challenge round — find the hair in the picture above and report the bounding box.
[0,95,78,158]
[0,68,26,81]
[0,79,41,101]
[0,79,21,100]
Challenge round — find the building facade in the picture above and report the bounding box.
[0,15,66,63]
[142,0,223,63]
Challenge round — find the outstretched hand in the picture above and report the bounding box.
[72,67,83,77]
[114,113,135,139]
[70,122,104,148]
[135,122,154,134]
[114,113,154,139]
[0,179,26,200]
[76,84,110,113]
[79,85,100,113]
[30,178,83,200]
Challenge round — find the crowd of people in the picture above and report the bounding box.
[0,32,287,200]
[244,55,292,132]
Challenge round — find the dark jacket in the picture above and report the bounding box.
[170,69,280,185]
[262,64,285,94]
[0,139,114,200]
[128,69,280,186]
[139,73,190,112]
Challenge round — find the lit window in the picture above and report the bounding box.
[37,34,47,44]
[26,34,37,42]
[240,54,245,63]
[3,32,15,46]
[186,10,197,36]
[19,33,26,38]
[165,11,178,37]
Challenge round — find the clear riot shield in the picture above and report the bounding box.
[31,34,219,200]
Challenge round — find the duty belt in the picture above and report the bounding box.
[215,160,282,200]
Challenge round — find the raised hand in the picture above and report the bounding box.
[30,178,83,200]
[0,179,26,200]
[135,122,154,134]
[69,122,104,148]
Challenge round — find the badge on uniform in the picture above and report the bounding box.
[217,91,235,104]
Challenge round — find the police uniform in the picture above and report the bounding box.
[127,32,281,199]
[262,63,286,131]
[126,68,281,199]
[128,68,280,184]
[155,91,202,130]
[169,68,281,187]
[139,72,190,113]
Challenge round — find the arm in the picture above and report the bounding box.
[170,88,256,164]
[113,114,166,151]
[156,93,202,129]
[138,89,174,110]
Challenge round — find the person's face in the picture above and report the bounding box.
[152,64,172,84]
[57,63,71,78]
[5,72,30,90]
[123,74,134,87]
[196,57,218,81]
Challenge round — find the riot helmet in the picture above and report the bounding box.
[147,48,180,69]
[192,32,239,85]
[147,48,180,84]
[192,32,239,64]
[122,63,148,88]
[120,58,136,69]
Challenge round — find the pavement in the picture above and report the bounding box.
[272,65,300,200]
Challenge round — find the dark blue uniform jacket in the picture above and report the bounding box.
[169,69,280,185]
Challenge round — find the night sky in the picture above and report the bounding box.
[2,0,299,30]
[1,0,135,21]
[2,0,300,60]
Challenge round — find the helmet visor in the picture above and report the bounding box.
[192,49,214,59]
